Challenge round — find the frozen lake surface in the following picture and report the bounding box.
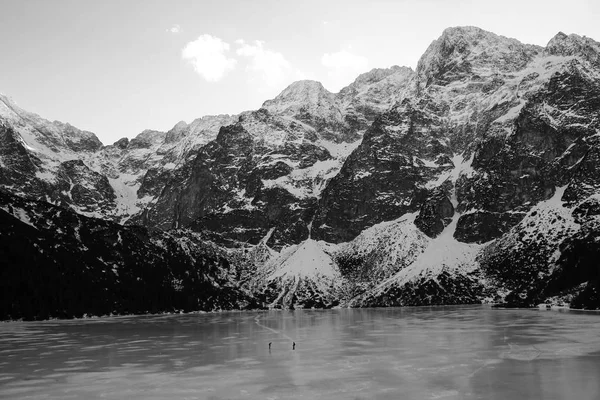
[1,306,600,399]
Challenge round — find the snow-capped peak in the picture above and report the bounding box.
[416,26,541,87]
[266,80,330,101]
[343,66,413,90]
[128,129,166,149]
[261,80,339,118]
[545,32,600,67]
[164,120,188,143]
[0,93,104,155]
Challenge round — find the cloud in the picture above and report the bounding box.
[167,24,181,34]
[236,40,303,88]
[182,35,237,82]
[321,49,369,91]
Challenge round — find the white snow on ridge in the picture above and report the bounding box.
[258,236,340,308]
[433,52,583,142]
[261,177,311,199]
[107,174,156,223]
[262,80,342,124]
[318,139,361,159]
[0,95,92,167]
[494,101,526,123]
[425,153,474,190]
[35,170,56,183]
[480,184,583,282]
[415,157,439,168]
[339,212,428,274]
[518,185,579,242]
[268,239,338,281]
[450,153,475,183]
[13,207,37,229]
[355,170,372,179]
[261,158,345,199]
[375,212,481,293]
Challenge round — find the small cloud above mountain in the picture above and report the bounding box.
[182,34,237,82]
[166,24,181,34]
[236,40,290,86]
[235,40,305,91]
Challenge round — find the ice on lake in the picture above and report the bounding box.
[1,306,600,399]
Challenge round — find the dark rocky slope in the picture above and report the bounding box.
[0,190,247,320]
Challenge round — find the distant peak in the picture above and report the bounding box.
[391,65,413,72]
[113,137,129,149]
[274,80,330,97]
[0,93,18,108]
[545,31,600,64]
[416,26,540,87]
[170,120,188,133]
[349,66,413,86]
[441,25,488,37]
[262,79,335,111]
[546,31,576,48]
[434,26,512,47]
[546,32,600,51]
[140,129,163,135]
[128,129,166,149]
[52,120,73,128]
[164,120,189,144]
[434,25,525,49]
[553,31,568,40]
[173,120,187,130]
[286,79,326,89]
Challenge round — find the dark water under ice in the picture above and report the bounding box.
[1,306,600,399]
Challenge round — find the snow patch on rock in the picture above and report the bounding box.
[268,239,338,281]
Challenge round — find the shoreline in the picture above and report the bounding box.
[2,302,600,324]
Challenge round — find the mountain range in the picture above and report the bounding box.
[1,26,599,320]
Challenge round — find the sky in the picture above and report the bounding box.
[1,0,599,144]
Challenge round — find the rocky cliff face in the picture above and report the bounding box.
[257,27,600,309]
[138,69,413,247]
[0,65,409,238]
[332,28,600,309]
[0,93,238,223]
[2,26,600,316]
